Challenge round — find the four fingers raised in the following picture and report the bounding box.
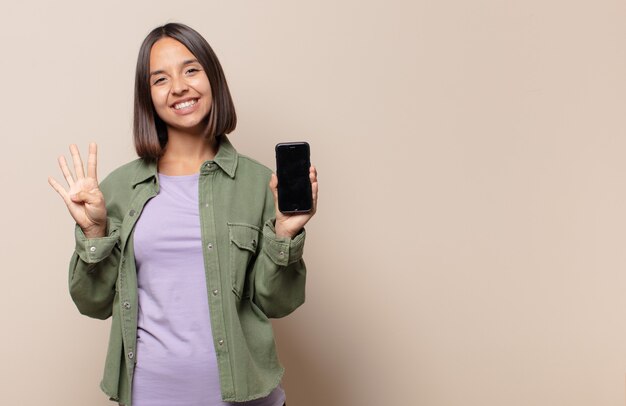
[54,143,99,187]
[50,142,99,198]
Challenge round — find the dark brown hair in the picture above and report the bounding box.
[133,22,237,160]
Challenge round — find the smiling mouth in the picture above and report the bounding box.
[172,98,199,110]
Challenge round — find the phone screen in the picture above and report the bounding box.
[275,142,312,214]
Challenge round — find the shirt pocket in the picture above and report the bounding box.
[227,222,261,299]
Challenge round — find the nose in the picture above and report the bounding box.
[170,74,189,95]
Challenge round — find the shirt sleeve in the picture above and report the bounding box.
[250,175,308,319]
[69,217,122,320]
[261,218,306,266]
[73,218,121,264]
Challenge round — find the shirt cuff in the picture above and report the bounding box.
[74,219,120,264]
[262,218,306,266]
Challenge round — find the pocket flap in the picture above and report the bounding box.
[227,223,261,253]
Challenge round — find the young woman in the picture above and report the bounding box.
[48,23,317,406]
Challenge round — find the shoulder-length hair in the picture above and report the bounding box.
[133,22,237,160]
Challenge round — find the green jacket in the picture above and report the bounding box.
[68,135,306,405]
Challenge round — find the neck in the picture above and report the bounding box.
[158,126,219,175]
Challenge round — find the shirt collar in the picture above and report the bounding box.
[131,134,239,187]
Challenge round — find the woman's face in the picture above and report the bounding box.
[149,37,212,134]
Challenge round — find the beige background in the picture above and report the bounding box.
[1,0,626,404]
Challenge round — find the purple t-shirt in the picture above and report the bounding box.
[131,172,285,406]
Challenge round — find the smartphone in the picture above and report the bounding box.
[275,142,312,214]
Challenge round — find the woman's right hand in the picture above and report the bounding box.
[48,143,108,238]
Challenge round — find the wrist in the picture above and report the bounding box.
[274,222,297,239]
[83,224,107,239]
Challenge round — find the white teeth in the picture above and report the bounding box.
[174,99,197,110]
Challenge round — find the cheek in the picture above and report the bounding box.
[192,76,212,97]
[150,88,168,110]
[200,86,213,110]
[201,80,212,95]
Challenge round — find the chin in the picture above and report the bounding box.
[170,119,207,133]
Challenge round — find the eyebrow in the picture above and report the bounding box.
[150,59,199,77]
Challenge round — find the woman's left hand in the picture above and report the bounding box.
[270,165,318,238]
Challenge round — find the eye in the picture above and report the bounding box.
[153,77,166,85]
[186,68,199,74]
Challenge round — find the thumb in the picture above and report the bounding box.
[71,190,98,204]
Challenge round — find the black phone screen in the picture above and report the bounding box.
[275,142,312,214]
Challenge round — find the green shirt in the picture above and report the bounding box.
[68,135,307,405]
